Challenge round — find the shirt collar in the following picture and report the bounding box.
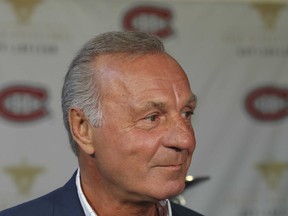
[76,169,96,216]
[76,169,173,216]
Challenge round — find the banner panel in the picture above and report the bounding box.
[0,1,287,215]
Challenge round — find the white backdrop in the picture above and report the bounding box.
[0,1,287,215]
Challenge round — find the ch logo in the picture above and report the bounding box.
[0,85,49,122]
[123,5,174,38]
[4,0,43,24]
[245,86,288,122]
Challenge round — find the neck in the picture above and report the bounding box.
[91,200,158,216]
[78,156,160,216]
[82,178,158,216]
[83,180,158,216]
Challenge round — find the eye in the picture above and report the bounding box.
[182,110,194,119]
[136,113,162,130]
[145,113,160,122]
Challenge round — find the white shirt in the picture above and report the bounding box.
[76,169,172,216]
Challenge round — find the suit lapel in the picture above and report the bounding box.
[170,202,203,216]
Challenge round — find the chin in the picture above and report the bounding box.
[154,180,186,201]
[169,182,185,197]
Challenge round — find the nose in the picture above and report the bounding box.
[162,115,196,154]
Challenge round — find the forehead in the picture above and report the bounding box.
[96,53,192,102]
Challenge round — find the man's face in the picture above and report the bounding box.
[90,53,196,203]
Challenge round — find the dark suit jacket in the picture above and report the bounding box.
[0,172,203,216]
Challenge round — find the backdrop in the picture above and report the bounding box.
[0,1,287,215]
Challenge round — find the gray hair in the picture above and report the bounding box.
[62,31,165,155]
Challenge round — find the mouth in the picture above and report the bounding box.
[156,163,184,170]
[152,153,189,171]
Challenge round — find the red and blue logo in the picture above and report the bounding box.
[245,85,288,121]
[0,85,48,122]
[123,5,174,38]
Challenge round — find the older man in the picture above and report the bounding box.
[0,31,202,216]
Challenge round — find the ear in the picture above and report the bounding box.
[68,108,95,155]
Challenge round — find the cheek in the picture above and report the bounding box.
[94,106,165,168]
[115,132,163,172]
[94,131,160,184]
[97,127,159,161]
[128,129,162,153]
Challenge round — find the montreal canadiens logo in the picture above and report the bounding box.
[123,5,173,38]
[0,85,48,122]
[245,86,288,121]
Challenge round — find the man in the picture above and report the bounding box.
[0,31,202,216]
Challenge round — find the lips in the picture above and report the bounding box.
[157,163,184,167]
[152,152,188,168]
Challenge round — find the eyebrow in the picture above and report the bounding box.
[133,93,197,114]
[187,94,197,106]
[141,101,166,112]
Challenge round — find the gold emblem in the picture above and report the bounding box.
[257,161,288,189]
[252,3,286,30]
[4,159,44,195]
[4,0,43,24]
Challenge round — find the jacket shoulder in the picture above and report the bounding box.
[0,188,60,216]
[0,171,83,216]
